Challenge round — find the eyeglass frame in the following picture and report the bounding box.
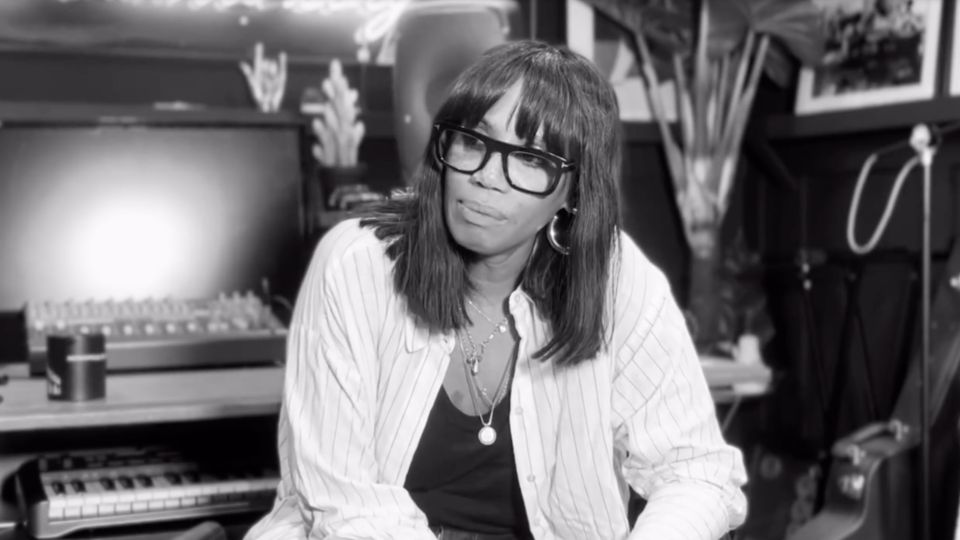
[432,122,577,196]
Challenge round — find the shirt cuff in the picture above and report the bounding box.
[628,482,744,540]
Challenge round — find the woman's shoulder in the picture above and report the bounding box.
[309,217,392,273]
[608,228,672,305]
[612,229,656,277]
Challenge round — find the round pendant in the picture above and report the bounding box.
[478,425,497,446]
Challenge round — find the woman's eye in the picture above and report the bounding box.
[515,152,547,167]
[463,137,484,149]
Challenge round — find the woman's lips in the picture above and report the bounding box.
[459,200,507,222]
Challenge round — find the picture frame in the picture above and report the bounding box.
[949,0,960,95]
[795,0,943,115]
[565,0,676,122]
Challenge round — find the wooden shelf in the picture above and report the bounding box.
[0,364,282,433]
[0,101,302,127]
[0,100,394,136]
[763,96,960,141]
[621,98,960,143]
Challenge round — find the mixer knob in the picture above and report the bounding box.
[143,323,157,335]
[122,324,135,336]
[186,321,200,333]
[100,325,113,336]
[165,322,179,335]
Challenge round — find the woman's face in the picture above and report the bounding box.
[443,82,572,259]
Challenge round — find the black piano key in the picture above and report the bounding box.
[51,481,66,495]
[163,472,183,485]
[117,476,134,489]
[100,477,116,490]
[70,480,86,493]
[182,471,200,483]
[135,474,153,488]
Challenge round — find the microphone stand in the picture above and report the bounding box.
[910,124,936,540]
[844,121,960,540]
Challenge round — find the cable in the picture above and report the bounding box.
[847,124,941,256]
[846,153,920,255]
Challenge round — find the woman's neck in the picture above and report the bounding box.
[467,241,534,312]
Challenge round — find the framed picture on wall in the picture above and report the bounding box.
[795,0,943,115]
[949,0,960,95]
[565,0,676,122]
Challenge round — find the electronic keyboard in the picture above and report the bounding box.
[15,447,278,539]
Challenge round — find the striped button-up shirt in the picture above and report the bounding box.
[245,219,747,540]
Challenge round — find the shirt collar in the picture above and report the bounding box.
[403,315,431,353]
[401,288,537,353]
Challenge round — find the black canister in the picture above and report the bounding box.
[46,334,107,401]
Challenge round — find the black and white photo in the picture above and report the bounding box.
[796,0,942,114]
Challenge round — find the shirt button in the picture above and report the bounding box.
[526,474,536,483]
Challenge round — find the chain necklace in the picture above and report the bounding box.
[459,298,508,375]
[466,297,509,334]
[457,335,514,446]
[456,297,512,445]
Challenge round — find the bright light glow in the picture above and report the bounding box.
[64,193,195,300]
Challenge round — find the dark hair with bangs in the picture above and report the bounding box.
[361,39,621,366]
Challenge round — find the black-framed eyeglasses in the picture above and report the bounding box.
[433,122,576,196]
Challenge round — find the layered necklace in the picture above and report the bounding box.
[457,297,511,446]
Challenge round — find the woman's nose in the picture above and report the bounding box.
[471,152,509,191]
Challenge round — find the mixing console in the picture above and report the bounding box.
[25,292,287,374]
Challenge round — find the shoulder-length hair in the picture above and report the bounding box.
[361,39,621,366]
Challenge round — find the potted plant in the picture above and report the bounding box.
[302,59,385,231]
[581,0,827,354]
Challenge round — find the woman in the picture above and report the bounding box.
[246,40,747,540]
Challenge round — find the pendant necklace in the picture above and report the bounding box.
[458,336,513,446]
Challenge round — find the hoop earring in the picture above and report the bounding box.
[547,210,574,256]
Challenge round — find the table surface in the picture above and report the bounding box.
[0,357,771,433]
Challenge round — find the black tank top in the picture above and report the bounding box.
[404,387,532,537]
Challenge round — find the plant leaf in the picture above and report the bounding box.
[707,0,825,62]
[762,40,795,87]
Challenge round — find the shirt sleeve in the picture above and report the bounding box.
[245,221,436,540]
[609,234,748,540]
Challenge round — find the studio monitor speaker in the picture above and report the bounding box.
[392,1,519,184]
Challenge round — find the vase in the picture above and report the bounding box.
[685,223,773,355]
[685,224,730,351]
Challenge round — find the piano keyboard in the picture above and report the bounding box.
[15,447,278,539]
